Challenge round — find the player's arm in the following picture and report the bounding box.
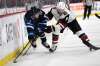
[46,9,54,20]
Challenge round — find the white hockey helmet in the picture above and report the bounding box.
[56,2,66,10]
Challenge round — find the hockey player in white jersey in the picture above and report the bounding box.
[46,2,100,52]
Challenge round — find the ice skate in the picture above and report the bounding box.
[49,44,57,53]
[31,41,37,48]
[89,46,100,51]
[42,43,50,49]
[82,40,100,51]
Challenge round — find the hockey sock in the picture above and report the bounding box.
[52,34,59,45]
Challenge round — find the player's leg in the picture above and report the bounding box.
[78,33,100,51]
[49,19,67,52]
[49,21,66,52]
[83,5,88,20]
[49,25,60,52]
[67,19,100,51]
[87,6,92,19]
[38,32,50,49]
[37,17,51,49]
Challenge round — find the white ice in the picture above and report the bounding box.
[7,16,100,66]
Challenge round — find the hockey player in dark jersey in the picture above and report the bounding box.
[24,5,50,50]
[46,2,100,52]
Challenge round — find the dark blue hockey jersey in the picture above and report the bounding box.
[24,7,48,38]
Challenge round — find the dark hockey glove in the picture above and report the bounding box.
[28,35,34,41]
[60,28,65,33]
[56,19,67,33]
[57,19,67,29]
[45,26,52,33]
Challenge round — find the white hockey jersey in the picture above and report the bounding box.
[47,7,76,23]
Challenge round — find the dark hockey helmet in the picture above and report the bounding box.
[31,6,40,13]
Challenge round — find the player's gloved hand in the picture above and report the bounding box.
[45,26,52,33]
[28,35,34,40]
[57,19,67,29]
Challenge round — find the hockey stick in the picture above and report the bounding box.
[95,13,100,19]
[13,40,32,63]
[22,36,39,55]
[13,36,39,63]
[23,42,31,56]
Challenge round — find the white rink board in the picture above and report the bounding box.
[0,13,28,59]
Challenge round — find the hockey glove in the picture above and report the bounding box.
[45,26,52,33]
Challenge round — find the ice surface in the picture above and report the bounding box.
[6,16,100,66]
